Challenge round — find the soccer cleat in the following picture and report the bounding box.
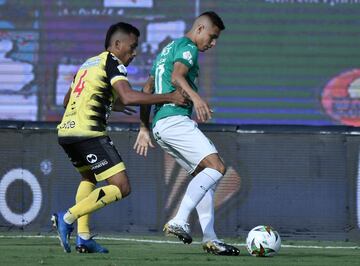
[51,212,74,253]
[202,240,240,256]
[163,220,192,244]
[76,235,109,253]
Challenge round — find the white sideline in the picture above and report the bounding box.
[0,235,359,249]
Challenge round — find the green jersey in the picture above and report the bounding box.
[151,37,199,127]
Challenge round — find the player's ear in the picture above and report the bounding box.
[114,39,122,49]
[197,23,205,34]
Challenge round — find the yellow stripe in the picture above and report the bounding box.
[95,162,126,181]
[111,76,128,85]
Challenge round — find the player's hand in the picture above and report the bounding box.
[121,106,137,115]
[113,102,137,115]
[169,88,191,106]
[133,127,155,157]
[192,95,212,122]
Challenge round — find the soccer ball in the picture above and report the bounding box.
[246,225,281,257]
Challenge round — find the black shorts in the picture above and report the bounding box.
[59,136,126,181]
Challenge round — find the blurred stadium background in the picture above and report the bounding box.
[0,0,360,244]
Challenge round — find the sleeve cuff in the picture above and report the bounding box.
[174,58,192,68]
[110,75,128,86]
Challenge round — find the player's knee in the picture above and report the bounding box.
[107,173,131,198]
[113,180,131,198]
[120,182,131,198]
[219,163,227,175]
[212,161,226,176]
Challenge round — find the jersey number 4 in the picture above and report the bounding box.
[73,70,88,97]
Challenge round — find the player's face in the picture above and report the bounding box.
[117,33,138,66]
[197,24,221,52]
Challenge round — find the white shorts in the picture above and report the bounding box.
[153,115,218,174]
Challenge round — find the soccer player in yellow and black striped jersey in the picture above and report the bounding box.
[52,22,188,253]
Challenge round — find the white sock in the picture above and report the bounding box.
[196,183,218,242]
[173,168,223,223]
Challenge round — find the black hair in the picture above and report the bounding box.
[199,11,225,30]
[104,22,140,49]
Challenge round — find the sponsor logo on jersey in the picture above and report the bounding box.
[117,64,127,76]
[80,58,100,69]
[321,69,360,126]
[86,154,98,164]
[65,111,76,117]
[183,51,193,65]
[59,120,76,129]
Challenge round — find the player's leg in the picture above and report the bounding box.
[76,171,97,241]
[52,136,129,253]
[195,181,217,242]
[153,116,222,244]
[194,156,240,256]
[74,170,130,253]
[52,140,87,253]
[193,153,224,243]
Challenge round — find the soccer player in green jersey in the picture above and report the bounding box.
[134,11,240,256]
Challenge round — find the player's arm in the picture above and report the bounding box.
[63,87,72,108]
[133,75,155,157]
[140,75,155,129]
[171,62,212,122]
[112,79,186,106]
[112,98,137,115]
[106,53,186,107]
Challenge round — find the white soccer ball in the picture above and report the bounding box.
[246,225,281,257]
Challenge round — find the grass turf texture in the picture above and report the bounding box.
[0,235,359,266]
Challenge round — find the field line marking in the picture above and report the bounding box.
[0,235,359,249]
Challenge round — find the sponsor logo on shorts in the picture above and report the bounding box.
[91,159,108,170]
[86,154,98,164]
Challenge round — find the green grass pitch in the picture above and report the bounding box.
[0,234,359,266]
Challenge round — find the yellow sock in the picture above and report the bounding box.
[67,185,122,223]
[75,181,95,239]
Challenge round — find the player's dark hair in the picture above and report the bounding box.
[199,11,225,30]
[104,22,140,49]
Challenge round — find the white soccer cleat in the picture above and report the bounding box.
[163,220,192,244]
[202,240,240,256]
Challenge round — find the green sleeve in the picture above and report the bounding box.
[174,43,198,69]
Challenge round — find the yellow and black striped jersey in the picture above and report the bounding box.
[58,51,128,143]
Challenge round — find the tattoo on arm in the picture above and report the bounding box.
[173,79,191,99]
